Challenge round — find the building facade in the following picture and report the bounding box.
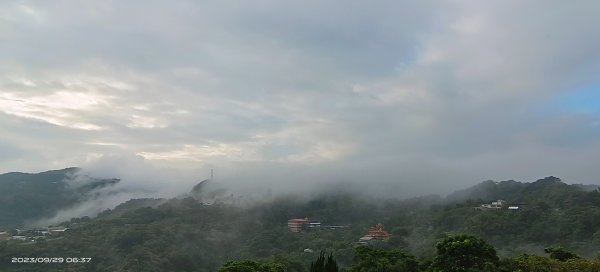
[287,217,321,232]
[366,223,391,240]
[287,218,308,233]
[0,231,10,241]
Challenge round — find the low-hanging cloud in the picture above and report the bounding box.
[1,0,599,201]
[29,154,198,226]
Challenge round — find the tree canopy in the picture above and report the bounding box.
[431,234,499,272]
[218,260,287,272]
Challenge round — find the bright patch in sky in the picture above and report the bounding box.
[1,0,600,192]
[0,91,106,130]
[559,87,600,114]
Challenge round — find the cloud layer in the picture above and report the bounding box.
[1,0,600,196]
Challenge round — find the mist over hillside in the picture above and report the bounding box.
[0,164,197,228]
[1,0,600,270]
[2,169,600,271]
[2,166,599,229]
[0,168,120,228]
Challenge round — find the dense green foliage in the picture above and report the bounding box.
[427,177,600,257]
[350,246,417,272]
[309,252,339,272]
[512,254,600,272]
[1,175,600,271]
[218,260,287,272]
[431,235,498,272]
[543,246,580,262]
[0,168,119,228]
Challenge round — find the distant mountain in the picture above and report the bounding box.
[190,179,230,204]
[0,167,119,229]
[573,183,600,192]
[3,175,600,271]
[446,176,598,204]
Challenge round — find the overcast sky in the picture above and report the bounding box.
[1,1,599,195]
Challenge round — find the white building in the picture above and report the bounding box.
[477,200,506,210]
[358,236,374,245]
[0,231,9,241]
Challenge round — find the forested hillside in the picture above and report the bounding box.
[0,168,119,228]
[1,176,600,271]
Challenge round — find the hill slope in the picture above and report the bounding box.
[446,176,597,204]
[0,168,119,228]
[1,174,600,271]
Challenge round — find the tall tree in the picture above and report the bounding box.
[310,252,339,272]
[544,246,580,262]
[430,234,499,272]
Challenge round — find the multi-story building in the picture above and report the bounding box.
[287,217,321,232]
[288,218,308,233]
[0,231,10,241]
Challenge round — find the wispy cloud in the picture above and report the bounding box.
[1,0,600,194]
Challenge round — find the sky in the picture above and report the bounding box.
[1,0,600,197]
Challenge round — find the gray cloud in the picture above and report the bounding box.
[1,0,599,197]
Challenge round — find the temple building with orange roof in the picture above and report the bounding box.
[358,223,391,244]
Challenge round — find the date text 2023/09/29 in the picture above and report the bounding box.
[11,257,92,264]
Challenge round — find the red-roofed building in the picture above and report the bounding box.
[288,218,308,232]
[365,223,391,241]
[287,217,321,232]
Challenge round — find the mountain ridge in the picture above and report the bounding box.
[0,167,120,228]
[445,176,597,203]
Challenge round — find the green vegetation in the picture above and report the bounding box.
[350,246,417,272]
[1,175,600,271]
[0,168,119,228]
[309,252,339,272]
[214,237,600,272]
[219,260,286,272]
[513,254,600,272]
[430,235,498,272]
[544,246,580,262]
